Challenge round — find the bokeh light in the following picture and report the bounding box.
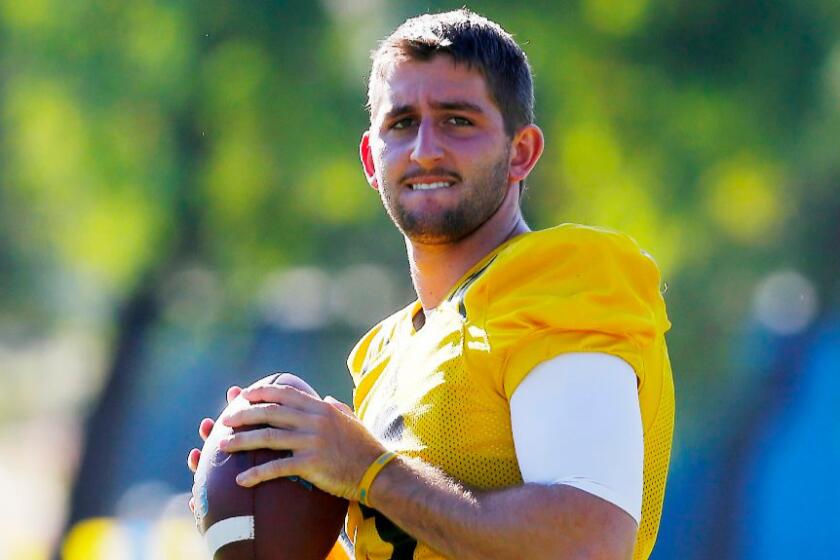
[1,1,838,559]
[753,270,819,336]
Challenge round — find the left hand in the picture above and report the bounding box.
[219,384,386,501]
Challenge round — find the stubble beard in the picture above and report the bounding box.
[380,149,511,245]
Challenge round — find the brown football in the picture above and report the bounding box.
[192,373,348,559]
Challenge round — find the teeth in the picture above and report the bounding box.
[411,181,452,191]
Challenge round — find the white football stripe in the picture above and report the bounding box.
[205,515,255,556]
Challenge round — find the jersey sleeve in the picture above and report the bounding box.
[347,322,384,385]
[476,226,670,399]
[346,302,416,408]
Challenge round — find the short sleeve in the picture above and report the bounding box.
[476,226,670,399]
[347,322,383,385]
[346,302,418,410]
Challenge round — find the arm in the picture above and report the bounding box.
[366,459,637,560]
[210,353,641,559]
[361,352,641,559]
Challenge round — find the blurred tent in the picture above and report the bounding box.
[0,0,838,558]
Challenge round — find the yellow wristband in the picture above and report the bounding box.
[358,451,397,506]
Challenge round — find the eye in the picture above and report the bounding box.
[390,117,414,130]
[446,116,472,126]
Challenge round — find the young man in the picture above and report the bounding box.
[189,9,674,559]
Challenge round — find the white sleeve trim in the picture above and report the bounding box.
[509,352,644,524]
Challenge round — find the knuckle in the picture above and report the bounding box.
[258,459,285,479]
[230,433,248,448]
[267,428,286,446]
[251,405,268,422]
[312,413,330,431]
[288,453,305,470]
[244,411,259,425]
[310,433,328,452]
[275,385,293,398]
[303,433,320,449]
[296,452,316,471]
[265,403,283,419]
[269,459,288,475]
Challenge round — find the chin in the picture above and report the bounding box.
[404,232,461,245]
[400,220,480,245]
[391,200,493,245]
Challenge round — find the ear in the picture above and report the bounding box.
[508,124,544,186]
[360,131,379,191]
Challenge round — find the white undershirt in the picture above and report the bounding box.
[509,352,643,524]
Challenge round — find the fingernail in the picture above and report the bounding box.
[236,474,249,486]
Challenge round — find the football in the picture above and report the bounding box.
[192,373,348,559]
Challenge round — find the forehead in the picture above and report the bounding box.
[370,55,500,122]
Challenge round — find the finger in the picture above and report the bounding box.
[227,386,242,403]
[187,448,201,473]
[219,427,313,453]
[324,396,353,415]
[199,418,215,441]
[240,384,321,412]
[189,496,195,513]
[236,455,303,487]
[222,402,311,429]
[272,373,320,398]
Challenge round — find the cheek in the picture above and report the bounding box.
[455,136,505,167]
[376,140,404,173]
[371,141,396,186]
[376,140,391,161]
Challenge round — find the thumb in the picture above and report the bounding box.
[325,396,353,415]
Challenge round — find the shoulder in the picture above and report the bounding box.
[346,301,415,384]
[465,223,666,319]
[492,223,660,288]
[461,224,670,395]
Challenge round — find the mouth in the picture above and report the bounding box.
[409,180,455,191]
[403,174,459,191]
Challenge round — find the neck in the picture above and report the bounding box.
[406,186,530,311]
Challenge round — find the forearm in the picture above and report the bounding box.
[368,455,637,560]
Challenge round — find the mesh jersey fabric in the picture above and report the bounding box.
[344,223,675,560]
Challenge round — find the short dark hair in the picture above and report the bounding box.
[367,9,535,137]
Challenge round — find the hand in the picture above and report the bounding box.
[219,384,386,501]
[187,385,242,512]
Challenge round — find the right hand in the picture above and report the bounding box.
[187,385,242,511]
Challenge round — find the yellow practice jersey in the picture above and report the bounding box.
[345,224,675,560]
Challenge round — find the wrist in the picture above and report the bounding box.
[357,450,399,506]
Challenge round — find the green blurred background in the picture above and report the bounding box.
[1,0,838,558]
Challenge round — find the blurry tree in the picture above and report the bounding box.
[0,0,838,558]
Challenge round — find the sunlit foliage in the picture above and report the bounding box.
[1,0,839,557]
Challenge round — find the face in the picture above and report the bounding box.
[362,56,515,245]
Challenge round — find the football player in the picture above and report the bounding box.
[189,9,674,559]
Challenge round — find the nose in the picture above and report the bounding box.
[410,120,444,167]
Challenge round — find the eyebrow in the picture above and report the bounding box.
[383,100,486,121]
